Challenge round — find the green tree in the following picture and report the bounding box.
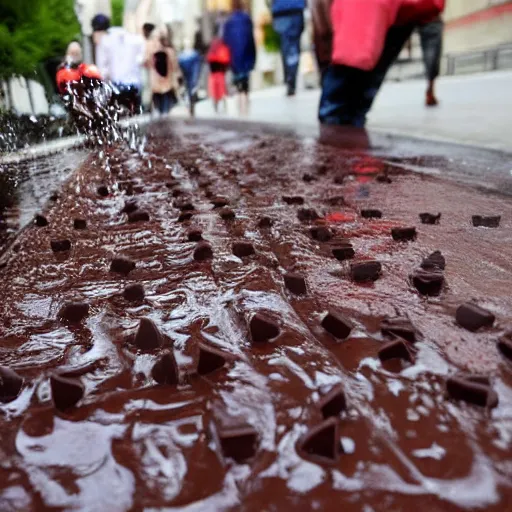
[112,0,125,27]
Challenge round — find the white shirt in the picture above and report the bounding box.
[96,27,144,87]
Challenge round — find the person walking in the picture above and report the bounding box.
[311,0,445,127]
[223,0,257,116]
[271,0,306,96]
[178,40,203,117]
[206,36,231,113]
[418,14,444,106]
[145,28,181,116]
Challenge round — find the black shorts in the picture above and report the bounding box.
[233,73,250,94]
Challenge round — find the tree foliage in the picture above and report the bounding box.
[0,0,80,80]
[112,0,125,27]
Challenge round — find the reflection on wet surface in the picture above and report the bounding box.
[0,120,511,510]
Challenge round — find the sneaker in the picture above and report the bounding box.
[426,92,438,107]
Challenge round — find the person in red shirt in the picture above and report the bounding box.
[207,35,231,112]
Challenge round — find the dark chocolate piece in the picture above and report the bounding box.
[378,339,413,363]
[282,196,304,205]
[193,241,213,261]
[187,228,203,242]
[350,261,382,282]
[258,216,273,228]
[421,250,446,271]
[361,209,382,219]
[446,377,498,408]
[419,212,441,225]
[233,242,255,258]
[211,197,229,209]
[152,351,179,385]
[376,174,392,183]
[302,173,316,182]
[128,210,150,223]
[392,227,417,242]
[326,196,345,206]
[97,185,109,197]
[175,200,195,211]
[333,174,345,185]
[497,334,512,361]
[381,317,417,343]
[297,417,339,464]
[219,207,236,221]
[121,199,138,214]
[411,269,444,296]
[332,244,355,261]
[321,310,353,340]
[49,192,60,201]
[472,215,501,228]
[58,302,90,323]
[73,218,87,230]
[297,208,320,223]
[110,256,136,275]
[319,384,347,419]
[50,374,84,411]
[456,303,495,332]
[172,188,183,197]
[197,343,228,375]
[123,283,145,302]
[250,313,280,343]
[35,214,48,227]
[51,239,71,253]
[178,211,194,223]
[0,366,24,403]
[311,226,333,242]
[134,318,163,350]
[284,273,307,295]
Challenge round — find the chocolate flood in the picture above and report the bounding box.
[0,123,511,510]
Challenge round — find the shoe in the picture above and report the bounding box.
[426,92,438,107]
[286,86,296,97]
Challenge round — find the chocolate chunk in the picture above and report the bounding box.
[284,273,307,295]
[178,211,194,223]
[376,174,392,183]
[333,174,345,185]
[73,218,87,230]
[58,302,89,323]
[121,199,138,214]
[197,343,228,375]
[319,384,347,419]
[123,283,145,302]
[326,196,345,206]
[317,163,328,175]
[419,212,441,225]
[193,241,213,261]
[321,310,353,340]
[250,313,280,343]
[332,244,355,261]
[172,188,183,198]
[51,239,71,253]
[233,242,255,258]
[350,261,382,282]
[258,216,273,228]
[152,351,179,385]
[361,209,383,219]
[175,200,195,211]
[456,303,495,332]
[411,269,444,296]
[134,318,163,350]
[0,366,24,403]
[381,317,417,343]
[446,377,498,408]
[110,256,136,275]
[297,417,339,464]
[50,374,84,411]
[421,250,446,270]
[211,197,229,209]
[378,339,413,363]
[97,185,109,197]
[392,227,417,242]
[311,226,333,242]
[219,207,236,221]
[497,333,512,361]
[34,214,48,227]
[297,208,320,223]
[49,192,60,201]
[302,173,316,182]
[210,404,259,463]
[282,196,304,205]
[187,228,203,242]
[128,210,150,223]
[472,215,501,228]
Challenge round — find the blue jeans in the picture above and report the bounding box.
[319,25,413,127]
[273,11,304,91]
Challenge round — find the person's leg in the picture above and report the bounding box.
[286,12,304,95]
[152,93,162,114]
[273,17,290,88]
[161,92,172,115]
[419,20,443,106]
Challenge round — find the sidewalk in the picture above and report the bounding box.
[194,70,512,153]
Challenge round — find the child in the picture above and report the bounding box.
[207,37,231,112]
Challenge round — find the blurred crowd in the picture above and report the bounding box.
[56,0,445,127]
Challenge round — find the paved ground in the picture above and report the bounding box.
[195,70,512,154]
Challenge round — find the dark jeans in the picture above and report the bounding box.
[153,91,176,114]
[419,20,444,81]
[273,11,304,92]
[319,25,413,127]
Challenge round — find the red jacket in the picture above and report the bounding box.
[56,63,102,94]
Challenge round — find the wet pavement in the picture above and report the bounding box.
[0,119,511,510]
